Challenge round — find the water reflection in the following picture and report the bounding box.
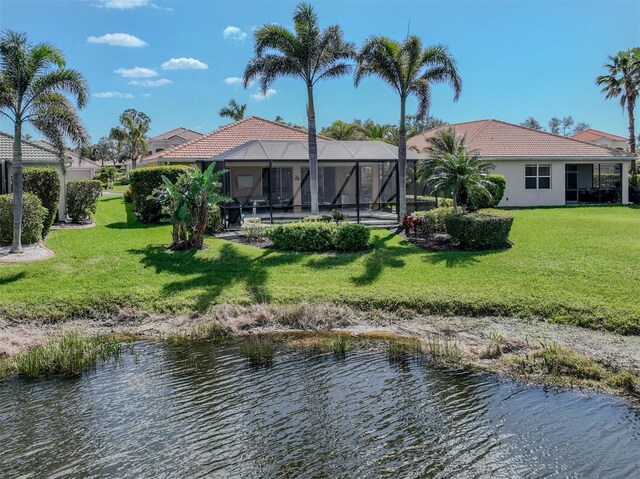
[1,340,639,478]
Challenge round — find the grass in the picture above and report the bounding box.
[1,331,124,379]
[328,334,351,356]
[1,197,640,334]
[240,337,276,366]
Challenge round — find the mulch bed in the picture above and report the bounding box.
[50,221,96,230]
[397,229,512,252]
[216,233,273,249]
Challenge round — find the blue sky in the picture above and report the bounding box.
[2,0,639,141]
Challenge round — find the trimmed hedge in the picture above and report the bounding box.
[66,180,102,223]
[445,211,514,250]
[267,222,370,252]
[129,166,191,223]
[467,174,507,210]
[206,204,222,234]
[0,193,47,246]
[412,207,454,238]
[23,168,60,236]
[629,174,639,189]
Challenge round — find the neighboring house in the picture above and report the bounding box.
[570,129,628,151]
[146,127,203,155]
[408,119,633,207]
[0,132,68,221]
[34,140,100,180]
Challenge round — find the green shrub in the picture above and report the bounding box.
[303,214,332,222]
[467,174,507,210]
[268,222,371,252]
[412,207,454,238]
[0,193,47,246]
[268,222,336,251]
[123,187,133,203]
[445,211,514,250]
[242,219,267,241]
[331,209,349,223]
[23,168,60,236]
[630,174,639,189]
[206,204,222,234]
[129,166,191,223]
[96,166,118,189]
[333,223,370,251]
[66,180,102,223]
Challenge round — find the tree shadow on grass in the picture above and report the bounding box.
[0,272,26,286]
[128,242,304,311]
[423,247,508,268]
[106,202,160,230]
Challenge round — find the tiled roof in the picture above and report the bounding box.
[570,128,627,143]
[408,119,633,159]
[214,140,419,161]
[34,140,100,168]
[0,132,61,163]
[148,127,203,142]
[145,116,324,161]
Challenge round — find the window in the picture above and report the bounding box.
[525,164,551,189]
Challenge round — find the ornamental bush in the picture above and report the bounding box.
[267,222,370,252]
[23,168,60,236]
[129,166,191,223]
[445,211,514,250]
[0,193,47,246]
[206,204,222,234]
[467,174,507,210]
[242,218,267,242]
[333,223,370,251]
[123,187,133,203]
[66,180,102,223]
[303,214,332,223]
[412,207,454,238]
[628,173,639,189]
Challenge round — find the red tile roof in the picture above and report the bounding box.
[408,119,632,159]
[145,116,324,161]
[148,127,203,142]
[570,128,627,143]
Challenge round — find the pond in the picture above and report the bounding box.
[1,340,639,478]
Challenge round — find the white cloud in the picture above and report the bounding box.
[251,88,277,102]
[93,91,134,99]
[223,26,247,41]
[161,57,208,70]
[224,76,243,86]
[129,78,173,87]
[114,67,157,78]
[142,93,152,98]
[87,33,147,48]
[94,0,173,10]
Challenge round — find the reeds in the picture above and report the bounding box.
[240,337,276,366]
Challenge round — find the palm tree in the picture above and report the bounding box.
[596,48,640,174]
[244,2,355,214]
[219,99,246,121]
[355,35,461,215]
[362,121,394,143]
[0,30,89,253]
[422,130,494,214]
[321,120,362,140]
[109,109,150,170]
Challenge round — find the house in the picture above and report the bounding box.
[570,129,628,151]
[34,140,100,180]
[0,132,67,221]
[141,117,417,224]
[408,119,634,207]
[146,127,203,156]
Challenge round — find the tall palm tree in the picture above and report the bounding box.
[0,30,89,253]
[355,36,461,215]
[423,131,494,214]
[219,99,247,121]
[362,121,394,143]
[109,108,150,170]
[596,48,640,174]
[321,120,362,140]
[244,2,355,214]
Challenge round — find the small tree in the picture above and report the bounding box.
[96,166,118,189]
[159,164,228,250]
[109,109,150,169]
[219,99,246,121]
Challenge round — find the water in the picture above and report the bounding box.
[1,340,639,478]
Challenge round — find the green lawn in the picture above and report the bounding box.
[1,197,639,334]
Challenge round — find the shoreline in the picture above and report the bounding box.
[2,303,639,398]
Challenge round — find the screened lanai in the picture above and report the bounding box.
[203,140,434,227]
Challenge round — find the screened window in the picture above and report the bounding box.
[525,164,551,189]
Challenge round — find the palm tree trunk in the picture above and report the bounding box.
[307,84,319,215]
[397,97,408,216]
[452,192,459,214]
[10,120,24,253]
[627,97,637,175]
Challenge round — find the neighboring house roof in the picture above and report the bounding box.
[408,119,633,160]
[145,116,326,162]
[213,140,419,161]
[34,140,100,168]
[570,128,627,143]
[0,132,62,163]
[148,127,203,143]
